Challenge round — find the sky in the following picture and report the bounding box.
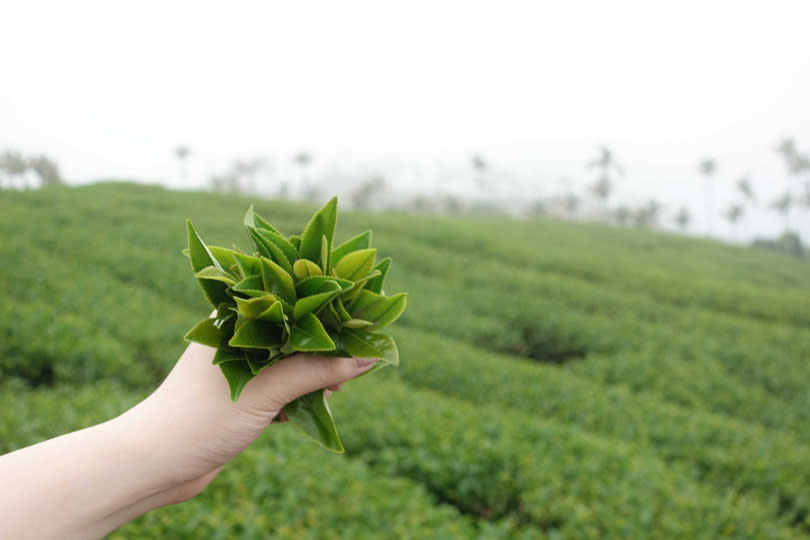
[2,0,809,240]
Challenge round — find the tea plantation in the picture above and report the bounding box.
[2,183,810,539]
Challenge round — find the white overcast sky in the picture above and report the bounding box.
[1,0,809,239]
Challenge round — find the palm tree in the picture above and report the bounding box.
[174,146,191,182]
[587,146,623,213]
[0,150,28,189]
[675,206,691,233]
[724,204,744,241]
[293,152,313,197]
[736,176,755,204]
[471,154,488,188]
[698,157,717,236]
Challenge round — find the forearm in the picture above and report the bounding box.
[0,415,175,540]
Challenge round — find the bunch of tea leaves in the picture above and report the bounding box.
[184,197,406,452]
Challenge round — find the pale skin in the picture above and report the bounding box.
[0,343,378,540]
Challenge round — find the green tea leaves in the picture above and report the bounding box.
[260,257,296,304]
[184,198,405,452]
[185,317,224,348]
[186,220,231,307]
[291,313,335,351]
[335,248,376,281]
[283,390,344,452]
[300,197,337,263]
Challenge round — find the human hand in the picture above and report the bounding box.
[0,341,377,540]
[122,343,379,504]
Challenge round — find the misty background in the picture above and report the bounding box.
[1,0,809,245]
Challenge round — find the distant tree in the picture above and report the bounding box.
[350,175,387,210]
[735,176,755,204]
[614,205,631,227]
[231,158,268,194]
[563,192,580,219]
[724,203,744,241]
[633,199,661,229]
[675,206,691,233]
[174,146,191,182]
[471,154,488,188]
[406,194,435,214]
[771,192,793,232]
[28,155,63,187]
[527,199,546,219]
[587,146,623,212]
[698,157,717,236]
[293,152,313,196]
[440,194,464,215]
[0,150,28,189]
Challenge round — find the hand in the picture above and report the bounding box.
[124,343,378,502]
[0,343,377,540]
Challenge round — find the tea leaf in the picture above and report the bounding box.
[293,259,323,280]
[349,291,407,330]
[212,345,243,365]
[219,359,254,401]
[229,319,283,349]
[255,228,298,268]
[234,294,278,319]
[296,276,352,297]
[260,257,296,304]
[244,204,281,235]
[256,300,285,325]
[186,220,230,307]
[332,230,372,266]
[207,246,237,271]
[195,266,237,286]
[341,329,399,366]
[283,389,343,452]
[248,228,292,274]
[342,318,374,329]
[334,248,376,281]
[294,289,342,320]
[231,275,266,298]
[185,318,224,348]
[300,197,337,263]
[233,252,262,278]
[365,257,392,294]
[290,312,335,351]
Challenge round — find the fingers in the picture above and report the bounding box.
[242,355,377,413]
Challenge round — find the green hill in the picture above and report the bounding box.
[2,182,810,539]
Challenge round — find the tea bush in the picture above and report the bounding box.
[2,183,809,538]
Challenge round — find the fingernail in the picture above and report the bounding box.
[354,357,378,368]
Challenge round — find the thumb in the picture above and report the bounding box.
[240,354,378,413]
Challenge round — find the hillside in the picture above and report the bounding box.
[2,182,810,539]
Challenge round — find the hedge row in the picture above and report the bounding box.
[390,326,810,530]
[332,376,801,539]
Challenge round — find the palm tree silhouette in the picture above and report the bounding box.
[174,146,191,182]
[293,152,313,197]
[471,154,488,189]
[675,206,691,233]
[587,146,623,214]
[724,204,744,241]
[735,176,756,204]
[698,157,717,236]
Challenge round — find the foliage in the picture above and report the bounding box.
[184,199,405,452]
[2,183,810,538]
